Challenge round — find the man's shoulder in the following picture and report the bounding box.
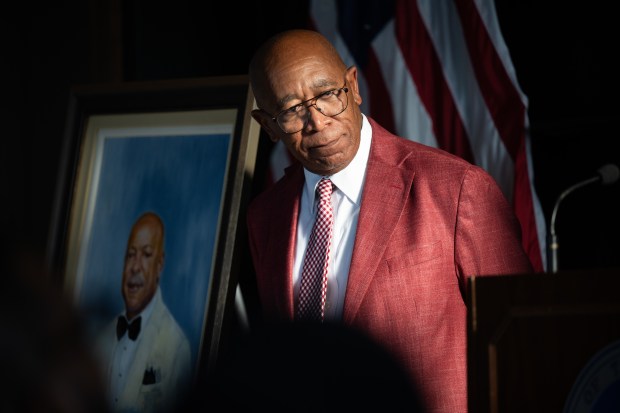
[148,298,190,346]
[248,161,303,212]
[368,117,473,171]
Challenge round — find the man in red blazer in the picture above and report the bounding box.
[246,29,533,413]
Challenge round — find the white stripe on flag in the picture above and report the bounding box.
[373,20,438,149]
[418,0,514,199]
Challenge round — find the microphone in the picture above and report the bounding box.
[547,163,619,273]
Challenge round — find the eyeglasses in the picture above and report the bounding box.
[272,85,349,134]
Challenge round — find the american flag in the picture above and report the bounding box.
[267,0,546,272]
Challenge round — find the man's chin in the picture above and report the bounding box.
[123,297,144,314]
[308,159,347,176]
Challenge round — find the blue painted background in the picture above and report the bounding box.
[77,132,231,370]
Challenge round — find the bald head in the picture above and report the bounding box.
[130,212,164,251]
[249,30,348,109]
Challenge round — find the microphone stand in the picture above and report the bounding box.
[547,176,599,273]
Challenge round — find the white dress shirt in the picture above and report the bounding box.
[293,114,372,321]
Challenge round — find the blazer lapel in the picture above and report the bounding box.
[343,127,415,324]
[266,164,304,319]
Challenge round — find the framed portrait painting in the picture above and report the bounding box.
[46,76,260,405]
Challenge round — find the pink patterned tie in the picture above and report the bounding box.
[296,177,334,322]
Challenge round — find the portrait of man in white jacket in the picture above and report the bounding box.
[95,211,192,413]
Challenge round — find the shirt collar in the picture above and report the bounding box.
[303,114,372,207]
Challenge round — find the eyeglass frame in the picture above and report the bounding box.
[270,84,349,134]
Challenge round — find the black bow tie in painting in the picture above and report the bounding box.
[116,316,142,341]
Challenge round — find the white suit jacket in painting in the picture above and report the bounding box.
[96,288,192,413]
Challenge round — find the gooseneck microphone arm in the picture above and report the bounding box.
[547,163,620,273]
[547,176,599,273]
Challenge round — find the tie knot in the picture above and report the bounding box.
[317,178,333,200]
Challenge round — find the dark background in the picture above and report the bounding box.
[3,0,618,276]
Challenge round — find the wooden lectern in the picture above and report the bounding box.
[467,268,620,413]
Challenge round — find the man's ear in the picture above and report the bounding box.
[345,65,363,106]
[252,109,280,142]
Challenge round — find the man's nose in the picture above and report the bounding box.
[304,104,328,131]
[131,256,141,272]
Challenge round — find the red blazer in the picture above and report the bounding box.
[247,117,533,413]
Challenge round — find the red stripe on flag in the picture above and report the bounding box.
[394,0,475,163]
[454,0,523,160]
[514,139,544,271]
[455,0,544,271]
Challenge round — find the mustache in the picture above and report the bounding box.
[126,273,145,288]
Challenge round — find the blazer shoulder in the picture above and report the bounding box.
[139,296,189,354]
[368,116,474,174]
[248,162,303,213]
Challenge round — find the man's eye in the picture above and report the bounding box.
[286,104,303,114]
